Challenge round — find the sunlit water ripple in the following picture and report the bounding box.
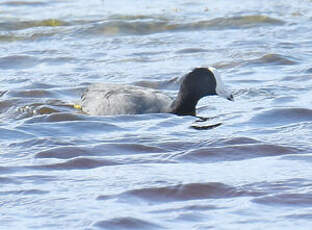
[1,0,312,229]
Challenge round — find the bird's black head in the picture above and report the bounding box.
[181,67,233,101]
[181,68,217,99]
[170,67,233,116]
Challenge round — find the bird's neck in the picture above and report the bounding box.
[169,91,199,116]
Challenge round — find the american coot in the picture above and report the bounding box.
[80,67,233,116]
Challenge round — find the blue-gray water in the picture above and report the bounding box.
[1,0,312,229]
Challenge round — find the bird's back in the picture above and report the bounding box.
[81,83,173,115]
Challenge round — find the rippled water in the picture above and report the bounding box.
[1,0,312,229]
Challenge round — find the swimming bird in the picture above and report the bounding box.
[79,67,233,116]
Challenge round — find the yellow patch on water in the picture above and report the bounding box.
[39,19,64,27]
[240,15,280,23]
[73,104,82,110]
[103,26,120,35]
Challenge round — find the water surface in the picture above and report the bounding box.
[1,0,312,229]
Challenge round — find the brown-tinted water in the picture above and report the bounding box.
[1,0,312,229]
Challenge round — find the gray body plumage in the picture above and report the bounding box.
[80,67,233,116]
[81,83,173,115]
